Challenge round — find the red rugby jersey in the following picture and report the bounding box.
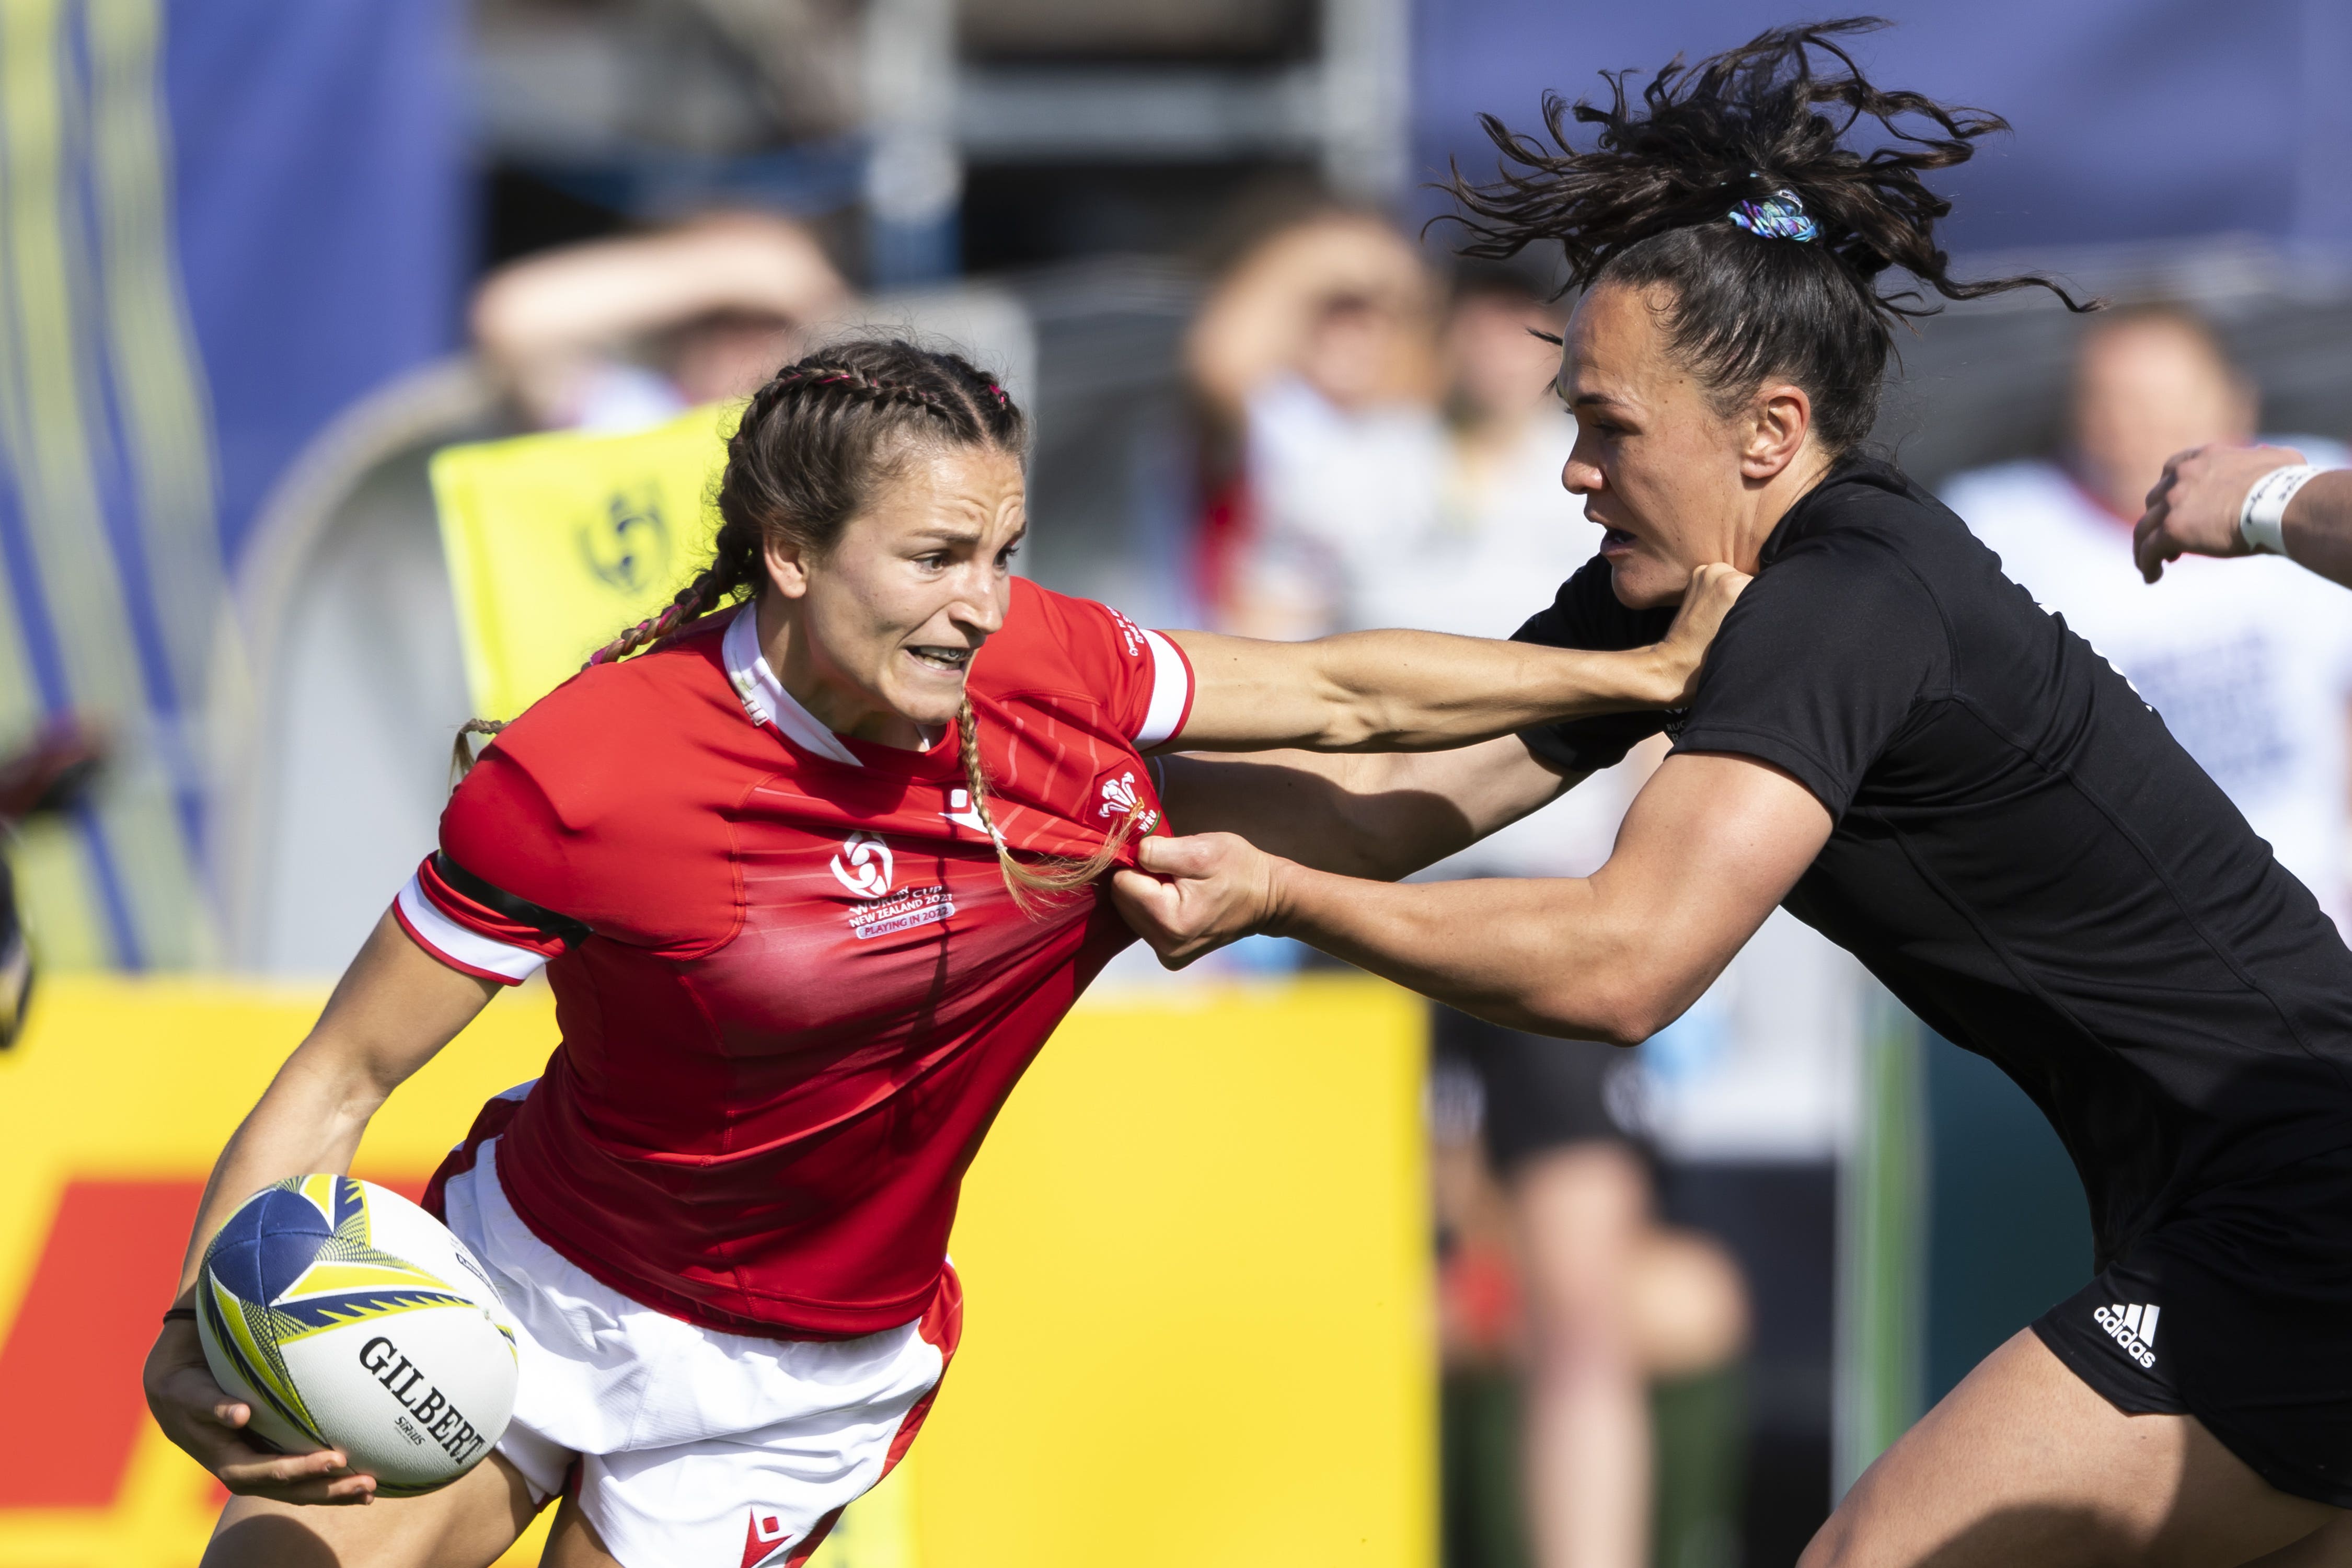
[395,580,1193,1338]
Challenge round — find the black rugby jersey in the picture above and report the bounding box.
[1516,458,2352,1266]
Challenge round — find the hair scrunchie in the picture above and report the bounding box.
[1728,188,1819,243]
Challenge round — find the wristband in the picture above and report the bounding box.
[2240,464,2320,556]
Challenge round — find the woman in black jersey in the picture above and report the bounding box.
[1133,20,2352,1566]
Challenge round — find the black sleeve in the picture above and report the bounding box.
[1509,557,1679,774]
[1671,535,1943,818]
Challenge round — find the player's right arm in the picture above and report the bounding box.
[2136,443,2352,588]
[1163,562,1743,755]
[1159,737,1583,882]
[142,914,498,1506]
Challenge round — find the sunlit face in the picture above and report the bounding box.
[2070,320,2255,521]
[767,442,1025,741]
[1556,282,1769,610]
[1299,295,1418,411]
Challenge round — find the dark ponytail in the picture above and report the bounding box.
[1444,17,2096,453]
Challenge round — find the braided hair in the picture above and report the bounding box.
[1443,17,2096,453]
[454,338,1129,915]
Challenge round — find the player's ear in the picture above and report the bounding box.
[765,536,813,599]
[1740,382,1811,481]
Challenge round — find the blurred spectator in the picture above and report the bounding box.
[1194,220,1749,1568]
[1945,304,2352,930]
[471,210,852,432]
[1184,211,1442,636]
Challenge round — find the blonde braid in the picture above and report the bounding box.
[584,562,736,670]
[449,717,508,782]
[956,692,1140,918]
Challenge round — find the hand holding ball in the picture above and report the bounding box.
[195,1176,517,1497]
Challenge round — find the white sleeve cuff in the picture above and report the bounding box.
[1135,628,1193,748]
[396,873,549,982]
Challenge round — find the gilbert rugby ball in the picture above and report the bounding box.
[197,1175,517,1496]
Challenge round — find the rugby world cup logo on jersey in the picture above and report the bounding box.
[831,832,895,898]
[2094,1301,2160,1369]
[830,831,954,940]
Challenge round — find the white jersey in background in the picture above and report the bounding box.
[1242,377,1621,877]
[1945,451,2352,933]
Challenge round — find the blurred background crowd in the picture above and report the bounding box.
[11,2,2352,1565]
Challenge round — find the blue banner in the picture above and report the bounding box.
[1414,0,2352,252]
[0,0,459,967]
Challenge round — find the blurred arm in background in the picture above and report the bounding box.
[1184,211,1439,424]
[2136,442,2352,589]
[472,210,851,431]
[1184,213,1443,637]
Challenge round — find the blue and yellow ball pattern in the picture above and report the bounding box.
[197,1175,518,1496]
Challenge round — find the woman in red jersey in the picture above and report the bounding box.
[145,339,1736,1568]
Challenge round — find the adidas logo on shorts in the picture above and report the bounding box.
[2093,1301,2160,1369]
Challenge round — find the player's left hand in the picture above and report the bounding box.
[1110,833,1287,969]
[1653,562,1752,706]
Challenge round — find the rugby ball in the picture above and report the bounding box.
[196,1175,517,1497]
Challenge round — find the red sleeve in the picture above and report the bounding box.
[394,655,744,980]
[1019,582,1196,747]
[391,747,583,985]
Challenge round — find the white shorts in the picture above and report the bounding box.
[438,1135,958,1568]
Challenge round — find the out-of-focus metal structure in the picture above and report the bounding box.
[469,0,1410,283]
[954,0,1408,203]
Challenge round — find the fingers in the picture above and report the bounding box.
[195,1433,377,1505]
[2132,506,2170,584]
[1109,866,1171,921]
[1131,832,1231,877]
[219,1447,376,1506]
[148,1357,377,1505]
[1108,868,1202,971]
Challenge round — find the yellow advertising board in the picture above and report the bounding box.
[0,976,1431,1567]
[428,406,737,723]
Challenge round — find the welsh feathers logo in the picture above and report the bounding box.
[830,832,894,899]
[1098,771,1160,835]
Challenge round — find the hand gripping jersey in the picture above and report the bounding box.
[397,581,1193,1338]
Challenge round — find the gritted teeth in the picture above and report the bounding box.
[909,646,971,671]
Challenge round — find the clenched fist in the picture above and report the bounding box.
[1110,834,1289,969]
[2134,443,2303,583]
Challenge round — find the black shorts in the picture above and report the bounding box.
[2032,1150,2352,1508]
[1431,1005,1644,1177]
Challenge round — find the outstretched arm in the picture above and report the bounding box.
[1117,751,1830,1042]
[2135,443,2352,589]
[143,915,497,1506]
[1157,736,1582,882]
[1163,564,1743,753]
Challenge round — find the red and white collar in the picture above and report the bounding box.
[722,607,863,767]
